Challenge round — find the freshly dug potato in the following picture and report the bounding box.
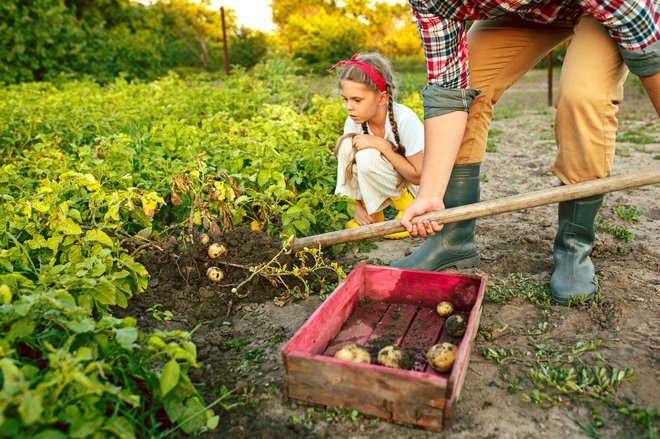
[333,344,371,364]
[198,233,210,245]
[426,342,457,373]
[436,301,454,317]
[445,314,466,337]
[377,345,408,369]
[206,267,224,282]
[207,243,227,259]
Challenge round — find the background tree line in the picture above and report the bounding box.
[0,0,423,84]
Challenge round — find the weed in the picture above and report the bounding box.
[487,128,504,152]
[146,303,174,321]
[290,406,370,429]
[483,337,635,408]
[264,385,278,395]
[485,273,553,309]
[613,205,642,222]
[224,338,250,350]
[270,336,284,346]
[493,103,525,120]
[596,215,635,241]
[481,173,490,183]
[567,290,604,308]
[243,348,266,364]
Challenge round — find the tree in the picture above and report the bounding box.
[156,0,236,69]
[271,0,421,69]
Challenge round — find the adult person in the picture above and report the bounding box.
[392,1,660,305]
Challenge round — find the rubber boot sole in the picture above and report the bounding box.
[435,255,481,271]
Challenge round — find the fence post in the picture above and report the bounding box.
[221,6,230,76]
[546,53,553,107]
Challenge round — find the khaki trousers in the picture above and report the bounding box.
[458,16,629,184]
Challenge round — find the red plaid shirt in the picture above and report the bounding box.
[410,0,660,88]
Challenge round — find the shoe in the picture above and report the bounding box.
[384,187,414,239]
[390,163,481,271]
[550,194,603,305]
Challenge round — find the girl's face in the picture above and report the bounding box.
[340,80,386,124]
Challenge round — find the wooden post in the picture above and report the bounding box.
[221,6,230,75]
[290,170,660,251]
[546,52,553,107]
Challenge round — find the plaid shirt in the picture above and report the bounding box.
[410,0,660,88]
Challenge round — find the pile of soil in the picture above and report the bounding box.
[115,226,339,398]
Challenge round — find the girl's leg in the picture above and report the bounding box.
[354,148,404,215]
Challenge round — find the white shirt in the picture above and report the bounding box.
[342,102,424,158]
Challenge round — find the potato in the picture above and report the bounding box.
[445,314,466,337]
[377,345,408,369]
[198,233,210,245]
[207,243,227,259]
[436,301,454,317]
[426,342,457,373]
[333,344,371,364]
[206,267,224,282]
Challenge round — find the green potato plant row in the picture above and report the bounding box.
[0,58,423,435]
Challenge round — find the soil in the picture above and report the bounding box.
[119,71,659,438]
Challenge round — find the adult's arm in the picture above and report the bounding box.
[399,3,479,236]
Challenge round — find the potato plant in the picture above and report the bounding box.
[0,57,424,436]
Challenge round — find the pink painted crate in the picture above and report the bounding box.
[281,262,487,431]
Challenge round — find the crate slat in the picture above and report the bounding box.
[323,300,390,357]
[368,302,418,347]
[286,352,447,430]
[363,265,481,311]
[399,307,446,373]
[282,262,365,356]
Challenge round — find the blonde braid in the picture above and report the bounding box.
[387,93,405,156]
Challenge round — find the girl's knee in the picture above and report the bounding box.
[354,148,383,174]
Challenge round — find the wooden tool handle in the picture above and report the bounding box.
[291,170,660,251]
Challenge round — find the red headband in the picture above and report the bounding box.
[328,52,388,92]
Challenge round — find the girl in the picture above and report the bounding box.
[329,52,424,239]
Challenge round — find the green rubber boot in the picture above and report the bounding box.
[550,194,604,305]
[390,163,481,271]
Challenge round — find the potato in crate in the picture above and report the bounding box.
[281,262,487,431]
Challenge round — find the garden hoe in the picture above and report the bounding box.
[290,169,660,252]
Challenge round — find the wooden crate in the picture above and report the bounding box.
[281,262,487,431]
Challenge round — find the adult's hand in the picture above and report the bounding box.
[400,196,445,237]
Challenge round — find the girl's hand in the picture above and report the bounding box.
[353,202,378,226]
[400,196,444,238]
[352,134,391,154]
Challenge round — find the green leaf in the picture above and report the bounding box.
[33,430,69,439]
[114,326,138,351]
[91,280,117,306]
[57,218,83,236]
[0,284,11,304]
[179,397,207,434]
[66,318,96,334]
[84,229,114,248]
[207,415,220,430]
[160,359,181,396]
[18,391,43,425]
[0,359,25,398]
[7,318,36,342]
[103,416,136,439]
